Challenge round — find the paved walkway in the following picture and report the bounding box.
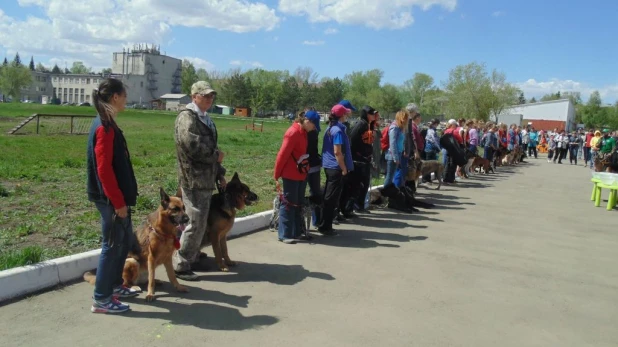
[1,156,617,347]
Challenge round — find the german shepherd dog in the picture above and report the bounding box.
[84,188,190,302]
[469,157,494,174]
[415,160,444,190]
[204,172,258,272]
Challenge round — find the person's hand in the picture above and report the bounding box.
[414,151,420,160]
[275,179,281,192]
[115,206,128,219]
[218,177,227,190]
[217,150,225,163]
[342,168,348,176]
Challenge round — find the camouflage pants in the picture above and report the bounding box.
[172,187,213,272]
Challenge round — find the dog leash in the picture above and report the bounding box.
[108,208,134,248]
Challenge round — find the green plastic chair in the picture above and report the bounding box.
[591,178,601,201]
[594,182,618,210]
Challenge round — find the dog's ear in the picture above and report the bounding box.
[175,186,182,199]
[160,187,170,208]
[231,172,240,182]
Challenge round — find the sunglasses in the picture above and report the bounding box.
[199,93,216,100]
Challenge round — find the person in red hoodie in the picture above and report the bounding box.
[86,78,138,314]
[273,112,316,244]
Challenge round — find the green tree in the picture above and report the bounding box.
[376,84,403,114]
[70,61,91,74]
[518,92,526,104]
[180,59,198,95]
[35,63,48,73]
[422,88,448,116]
[343,69,383,111]
[299,81,318,110]
[581,91,607,128]
[221,72,252,107]
[101,68,112,74]
[0,64,33,101]
[294,66,319,84]
[540,93,560,102]
[316,77,345,111]
[29,56,35,71]
[529,97,537,103]
[2,58,7,67]
[403,73,434,107]
[488,69,520,121]
[443,62,494,120]
[12,53,21,67]
[276,76,300,112]
[51,64,62,74]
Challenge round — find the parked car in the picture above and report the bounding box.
[79,102,91,107]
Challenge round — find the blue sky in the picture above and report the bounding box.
[1,0,617,102]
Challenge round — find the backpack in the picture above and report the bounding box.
[380,126,390,151]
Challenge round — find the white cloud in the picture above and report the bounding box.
[516,78,618,103]
[273,36,280,41]
[279,0,457,29]
[324,27,338,35]
[229,60,263,68]
[492,11,505,17]
[303,40,325,45]
[182,56,215,71]
[0,1,279,69]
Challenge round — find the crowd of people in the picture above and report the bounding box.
[84,77,617,313]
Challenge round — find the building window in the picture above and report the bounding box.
[87,78,90,84]
[140,81,143,87]
[86,94,90,102]
[42,77,46,82]
[53,88,56,96]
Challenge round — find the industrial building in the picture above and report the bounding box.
[10,44,183,107]
[497,99,577,132]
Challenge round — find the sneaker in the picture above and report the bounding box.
[91,297,130,314]
[317,227,337,236]
[279,238,297,244]
[113,285,139,298]
[175,270,200,281]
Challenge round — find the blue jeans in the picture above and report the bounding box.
[468,145,477,155]
[278,178,307,240]
[93,202,134,302]
[306,170,321,227]
[394,155,409,188]
[384,159,398,186]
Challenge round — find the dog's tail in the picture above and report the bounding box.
[83,271,97,285]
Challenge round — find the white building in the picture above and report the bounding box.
[158,93,191,111]
[14,44,183,106]
[498,99,577,132]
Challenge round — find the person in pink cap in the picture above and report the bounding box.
[317,104,354,235]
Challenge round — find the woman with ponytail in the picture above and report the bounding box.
[86,78,139,314]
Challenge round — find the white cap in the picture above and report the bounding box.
[448,119,458,126]
[406,103,419,113]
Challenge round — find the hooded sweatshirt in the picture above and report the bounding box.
[349,107,376,163]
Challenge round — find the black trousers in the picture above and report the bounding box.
[348,161,371,211]
[444,155,456,183]
[528,145,537,158]
[321,168,344,230]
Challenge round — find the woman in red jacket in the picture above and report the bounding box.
[273,112,316,244]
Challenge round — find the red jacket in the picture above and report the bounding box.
[274,122,308,181]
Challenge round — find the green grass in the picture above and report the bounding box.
[0,246,45,270]
[0,103,291,269]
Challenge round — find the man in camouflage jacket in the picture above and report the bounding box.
[173,81,226,280]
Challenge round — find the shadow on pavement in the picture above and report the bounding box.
[315,227,427,249]
[201,262,335,286]
[122,296,278,331]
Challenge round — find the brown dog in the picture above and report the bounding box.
[84,188,190,301]
[469,157,494,174]
[177,173,258,272]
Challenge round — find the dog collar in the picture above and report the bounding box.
[148,223,181,250]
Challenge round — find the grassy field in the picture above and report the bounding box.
[0,103,293,269]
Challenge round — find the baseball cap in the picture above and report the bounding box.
[338,100,356,111]
[191,81,216,95]
[448,119,458,126]
[331,104,351,118]
[305,110,321,132]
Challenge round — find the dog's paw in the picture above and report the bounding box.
[225,259,237,267]
[175,284,188,293]
[146,293,156,302]
[219,267,229,272]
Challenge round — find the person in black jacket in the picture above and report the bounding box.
[304,109,322,226]
[86,78,139,314]
[346,105,379,214]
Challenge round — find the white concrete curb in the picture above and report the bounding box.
[0,187,387,303]
[0,210,275,303]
